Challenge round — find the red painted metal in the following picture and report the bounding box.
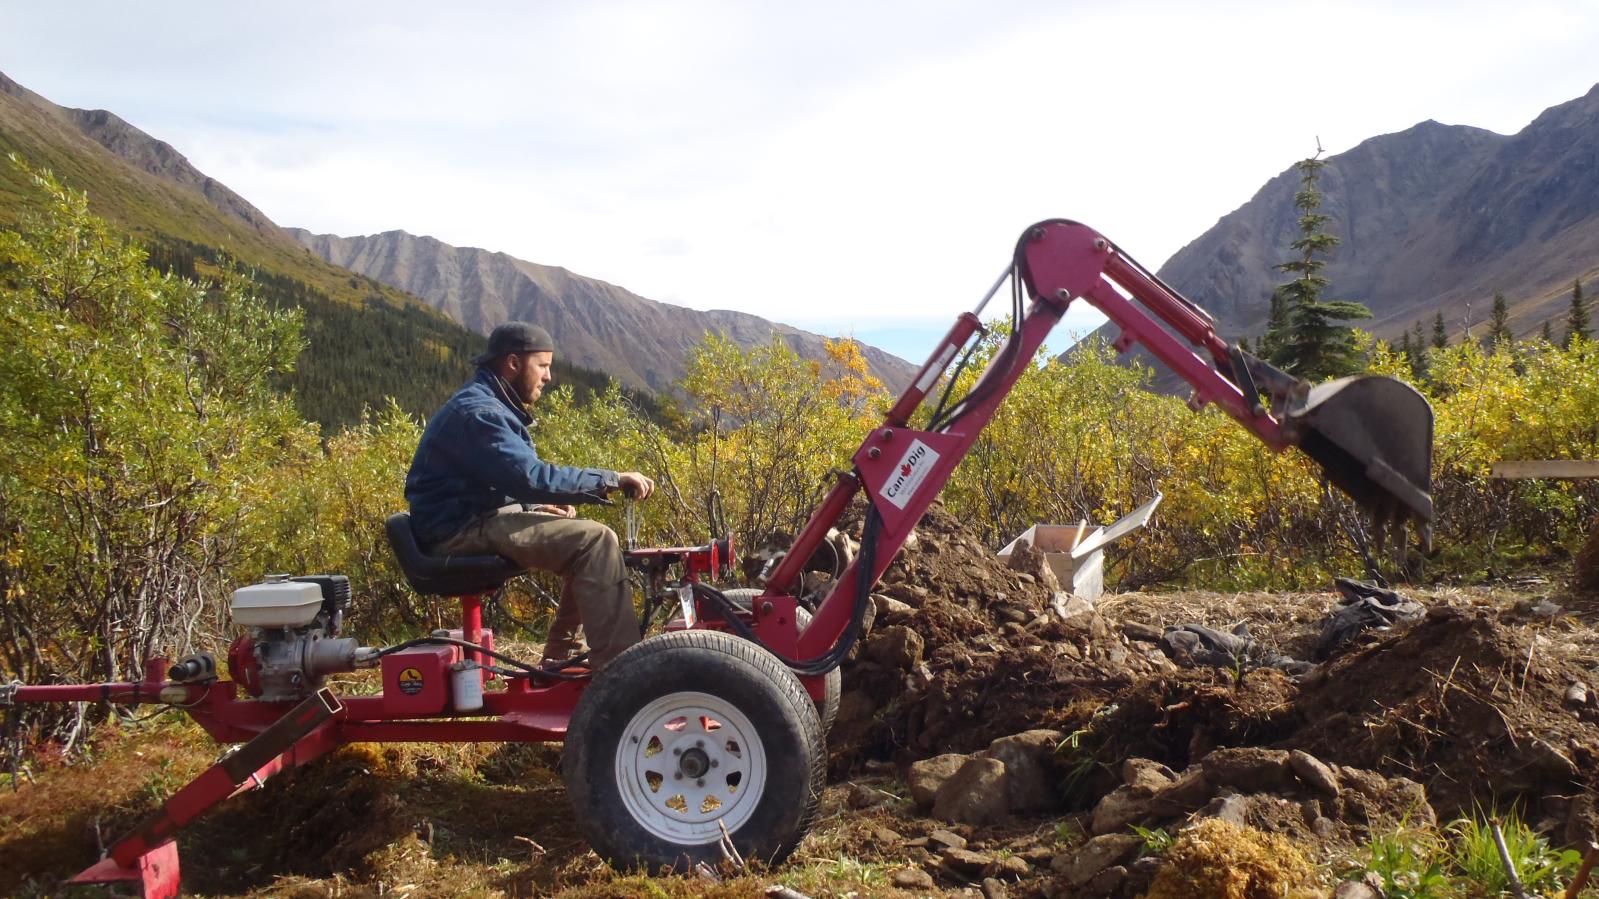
[461,593,484,666]
[70,840,179,899]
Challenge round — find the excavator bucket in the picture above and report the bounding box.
[1283,374,1435,539]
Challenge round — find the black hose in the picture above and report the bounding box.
[693,506,881,677]
[374,636,591,681]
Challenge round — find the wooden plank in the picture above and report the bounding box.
[1490,460,1599,479]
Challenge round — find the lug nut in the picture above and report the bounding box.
[696,740,704,748]
[711,760,719,768]
[675,772,683,780]
[673,747,682,755]
[697,779,705,787]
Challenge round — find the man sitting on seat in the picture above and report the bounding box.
[405,322,655,670]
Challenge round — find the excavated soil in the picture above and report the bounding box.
[829,499,1599,825]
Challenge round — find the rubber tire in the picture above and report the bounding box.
[720,588,842,736]
[563,629,824,871]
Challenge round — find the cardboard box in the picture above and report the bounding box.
[996,492,1162,602]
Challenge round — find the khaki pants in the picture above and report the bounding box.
[435,505,639,669]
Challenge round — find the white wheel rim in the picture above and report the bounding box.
[614,690,768,845]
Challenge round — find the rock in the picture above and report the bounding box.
[1288,749,1340,796]
[941,847,995,876]
[873,593,914,621]
[1567,681,1590,706]
[867,625,925,670]
[1333,881,1381,899]
[1312,816,1339,840]
[1122,621,1164,643]
[928,828,968,851]
[981,876,1008,899]
[892,867,935,890]
[1121,758,1176,794]
[1148,767,1212,817]
[909,753,971,808]
[933,757,1011,825]
[834,689,876,726]
[988,729,1065,814]
[1019,846,1056,865]
[846,782,884,809]
[1091,784,1153,835]
[984,854,1031,880]
[1052,591,1095,621]
[1087,864,1128,894]
[1053,833,1142,887]
[870,826,903,844]
[1006,538,1061,592]
[1204,793,1251,827]
[1201,747,1293,793]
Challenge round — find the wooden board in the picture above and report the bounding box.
[1490,460,1599,479]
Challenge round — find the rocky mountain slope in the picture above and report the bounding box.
[290,228,915,393]
[1155,82,1599,343]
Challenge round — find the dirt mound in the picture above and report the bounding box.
[827,500,1599,826]
[1290,605,1598,816]
[825,501,1154,774]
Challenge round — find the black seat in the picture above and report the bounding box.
[385,513,525,597]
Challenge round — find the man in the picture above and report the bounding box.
[405,322,655,670]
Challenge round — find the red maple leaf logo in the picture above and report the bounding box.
[900,463,913,476]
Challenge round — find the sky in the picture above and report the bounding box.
[4,0,1598,362]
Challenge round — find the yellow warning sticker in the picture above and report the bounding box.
[398,666,424,695]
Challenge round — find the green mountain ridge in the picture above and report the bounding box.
[0,69,630,429]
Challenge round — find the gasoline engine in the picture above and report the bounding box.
[221,574,380,702]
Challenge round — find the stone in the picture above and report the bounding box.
[1204,793,1251,827]
[981,876,1008,899]
[1006,538,1061,591]
[1567,790,1599,847]
[1019,846,1056,865]
[834,689,876,726]
[1148,767,1212,817]
[1200,747,1293,793]
[988,729,1066,814]
[1052,591,1094,622]
[1332,881,1381,899]
[984,854,1031,880]
[1090,784,1153,835]
[867,625,925,670]
[870,826,903,844]
[846,782,884,809]
[933,757,1012,825]
[873,593,914,621]
[1288,749,1340,796]
[892,867,935,890]
[1312,816,1339,840]
[909,753,971,808]
[928,828,968,851]
[1087,865,1128,894]
[1121,758,1176,795]
[1053,833,1142,887]
[941,847,994,876]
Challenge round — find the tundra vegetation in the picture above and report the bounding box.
[3,165,1598,896]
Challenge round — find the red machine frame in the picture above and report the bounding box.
[4,220,1431,897]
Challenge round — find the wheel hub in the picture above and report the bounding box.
[614,691,768,844]
[678,746,710,779]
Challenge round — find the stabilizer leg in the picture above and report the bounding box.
[68,688,343,897]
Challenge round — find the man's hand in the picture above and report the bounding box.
[617,472,655,500]
[532,503,576,518]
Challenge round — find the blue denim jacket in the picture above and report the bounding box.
[405,367,620,545]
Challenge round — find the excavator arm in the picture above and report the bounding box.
[724,220,1433,679]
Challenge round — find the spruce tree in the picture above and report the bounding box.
[1431,312,1449,350]
[1409,320,1428,381]
[1565,278,1591,348]
[1485,290,1513,347]
[1542,320,1555,344]
[1264,151,1371,380]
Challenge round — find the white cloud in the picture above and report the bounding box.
[4,0,1597,356]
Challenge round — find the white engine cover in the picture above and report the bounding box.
[232,579,323,628]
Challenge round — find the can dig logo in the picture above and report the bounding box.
[881,439,940,510]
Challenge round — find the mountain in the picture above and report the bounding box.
[1151,83,1599,347]
[290,229,916,393]
[0,68,910,424]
